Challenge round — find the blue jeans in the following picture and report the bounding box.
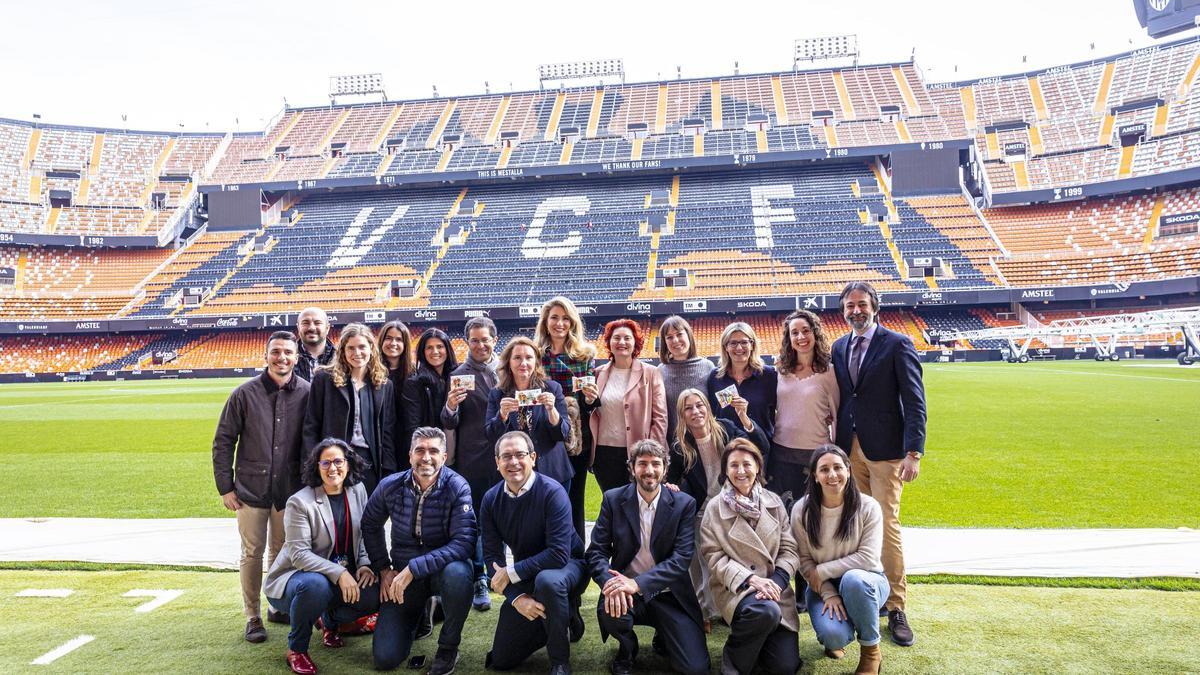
[267,571,380,653]
[805,569,890,649]
[373,560,473,670]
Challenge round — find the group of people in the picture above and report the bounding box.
[212,280,927,675]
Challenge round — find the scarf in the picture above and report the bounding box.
[462,354,498,391]
[721,483,762,525]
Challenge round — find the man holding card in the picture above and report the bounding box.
[442,316,500,612]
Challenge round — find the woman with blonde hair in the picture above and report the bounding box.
[303,323,395,495]
[667,388,768,629]
[706,321,778,439]
[535,296,597,538]
[657,315,715,444]
[485,336,573,489]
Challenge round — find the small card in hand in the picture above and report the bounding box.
[715,384,738,408]
[571,375,595,392]
[451,374,475,391]
[516,389,543,406]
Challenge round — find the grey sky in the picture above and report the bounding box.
[0,0,1174,133]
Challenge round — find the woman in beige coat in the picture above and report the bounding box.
[699,437,802,675]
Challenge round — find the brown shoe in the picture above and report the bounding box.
[855,643,881,675]
[824,647,845,659]
[244,617,267,643]
[888,609,915,646]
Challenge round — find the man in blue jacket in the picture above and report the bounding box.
[586,439,709,675]
[479,431,587,675]
[831,281,927,647]
[361,427,476,674]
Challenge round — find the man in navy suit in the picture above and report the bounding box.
[586,439,709,675]
[831,281,926,648]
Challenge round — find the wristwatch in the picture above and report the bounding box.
[906,451,921,460]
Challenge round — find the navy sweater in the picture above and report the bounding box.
[361,466,477,579]
[479,474,585,602]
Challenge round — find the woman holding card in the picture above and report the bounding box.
[668,388,769,628]
[485,336,574,489]
[401,328,458,464]
[377,320,413,468]
[706,322,778,441]
[586,319,667,492]
[535,296,597,539]
[657,315,716,445]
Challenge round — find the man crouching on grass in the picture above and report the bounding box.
[479,431,587,675]
[212,330,310,643]
[361,427,476,674]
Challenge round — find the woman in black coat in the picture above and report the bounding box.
[401,328,458,459]
[666,386,768,626]
[377,320,413,470]
[302,323,396,495]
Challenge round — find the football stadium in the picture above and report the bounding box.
[2,1,1199,673]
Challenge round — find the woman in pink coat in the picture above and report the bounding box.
[586,318,667,492]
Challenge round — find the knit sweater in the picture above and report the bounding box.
[479,473,585,601]
[659,357,716,442]
[790,494,884,600]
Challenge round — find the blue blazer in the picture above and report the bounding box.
[831,323,927,461]
[485,379,573,485]
[585,483,703,639]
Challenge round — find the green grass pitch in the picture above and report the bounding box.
[1,361,1196,527]
[1,570,1197,674]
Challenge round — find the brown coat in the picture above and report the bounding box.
[698,488,800,631]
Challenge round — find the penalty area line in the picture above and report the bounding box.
[16,589,74,597]
[31,635,94,665]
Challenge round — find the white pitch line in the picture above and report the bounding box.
[123,589,183,613]
[16,589,74,598]
[31,635,94,665]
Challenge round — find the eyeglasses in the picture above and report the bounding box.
[318,458,346,469]
[727,340,754,349]
[468,338,494,346]
[497,451,531,463]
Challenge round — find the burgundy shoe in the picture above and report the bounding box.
[321,626,343,649]
[286,650,317,675]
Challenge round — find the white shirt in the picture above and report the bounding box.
[626,488,661,578]
[504,472,537,583]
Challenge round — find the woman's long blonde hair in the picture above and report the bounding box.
[715,322,765,378]
[535,296,596,362]
[326,322,389,388]
[674,388,728,472]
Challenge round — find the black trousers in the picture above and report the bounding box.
[568,449,589,540]
[487,559,589,670]
[593,444,630,493]
[597,592,709,675]
[723,595,800,675]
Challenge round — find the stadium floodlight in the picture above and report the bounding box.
[538,59,625,86]
[329,73,386,103]
[793,34,859,68]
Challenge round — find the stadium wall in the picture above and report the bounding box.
[3,276,1197,336]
